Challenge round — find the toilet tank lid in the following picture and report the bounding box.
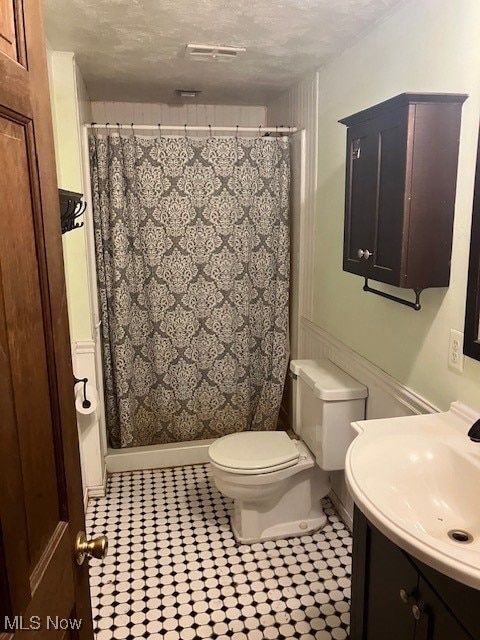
[290,359,368,401]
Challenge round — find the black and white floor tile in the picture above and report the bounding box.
[86,464,352,640]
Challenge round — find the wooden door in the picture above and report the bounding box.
[350,509,417,640]
[343,120,378,277]
[366,108,408,287]
[414,578,474,640]
[362,525,418,640]
[343,109,408,285]
[0,2,93,638]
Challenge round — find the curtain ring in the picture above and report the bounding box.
[258,125,262,138]
[116,122,122,137]
[91,122,98,138]
[130,122,134,137]
[208,124,212,138]
[235,125,239,139]
[184,124,188,138]
[158,123,162,139]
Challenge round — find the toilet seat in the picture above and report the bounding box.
[208,431,300,475]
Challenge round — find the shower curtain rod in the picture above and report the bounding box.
[86,123,297,134]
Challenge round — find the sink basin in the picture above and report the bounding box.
[346,402,480,589]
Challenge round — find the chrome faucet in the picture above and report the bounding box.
[467,419,480,443]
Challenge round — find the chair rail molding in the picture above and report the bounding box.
[299,317,439,416]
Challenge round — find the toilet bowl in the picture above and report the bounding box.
[208,359,368,543]
[210,432,329,543]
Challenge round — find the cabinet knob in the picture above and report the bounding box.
[412,604,422,621]
[399,589,409,604]
[357,249,372,260]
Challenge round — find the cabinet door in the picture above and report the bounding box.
[366,108,409,286]
[363,525,418,640]
[414,577,474,640]
[343,121,378,276]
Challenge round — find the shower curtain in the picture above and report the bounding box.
[90,133,290,448]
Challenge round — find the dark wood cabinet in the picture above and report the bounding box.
[414,576,473,640]
[340,93,467,294]
[351,508,480,640]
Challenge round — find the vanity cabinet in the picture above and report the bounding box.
[350,508,480,640]
[339,93,467,292]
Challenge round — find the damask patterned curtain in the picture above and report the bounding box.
[90,134,290,448]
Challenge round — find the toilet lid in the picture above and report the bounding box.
[209,431,299,472]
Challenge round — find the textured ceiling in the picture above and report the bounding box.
[43,0,404,106]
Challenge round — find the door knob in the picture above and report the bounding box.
[75,531,108,565]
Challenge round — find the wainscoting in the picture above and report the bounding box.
[298,317,439,529]
[77,316,440,526]
[73,340,107,502]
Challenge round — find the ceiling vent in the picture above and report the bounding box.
[185,43,246,62]
[175,89,202,98]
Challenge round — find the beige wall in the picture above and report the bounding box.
[267,72,319,329]
[46,49,95,497]
[47,50,93,342]
[313,0,480,412]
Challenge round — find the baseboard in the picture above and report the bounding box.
[106,438,215,473]
[329,490,353,532]
[88,465,108,498]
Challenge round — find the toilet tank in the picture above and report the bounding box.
[290,359,367,471]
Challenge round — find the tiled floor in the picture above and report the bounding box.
[86,464,352,640]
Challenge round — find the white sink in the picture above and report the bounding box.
[346,402,480,589]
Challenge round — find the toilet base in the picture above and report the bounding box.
[225,460,330,543]
[231,508,327,544]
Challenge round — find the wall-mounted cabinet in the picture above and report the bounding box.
[339,93,467,307]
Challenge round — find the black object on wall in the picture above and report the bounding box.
[339,93,467,310]
[59,189,86,234]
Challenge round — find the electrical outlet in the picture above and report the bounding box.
[448,329,464,373]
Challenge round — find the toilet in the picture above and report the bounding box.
[208,359,367,543]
